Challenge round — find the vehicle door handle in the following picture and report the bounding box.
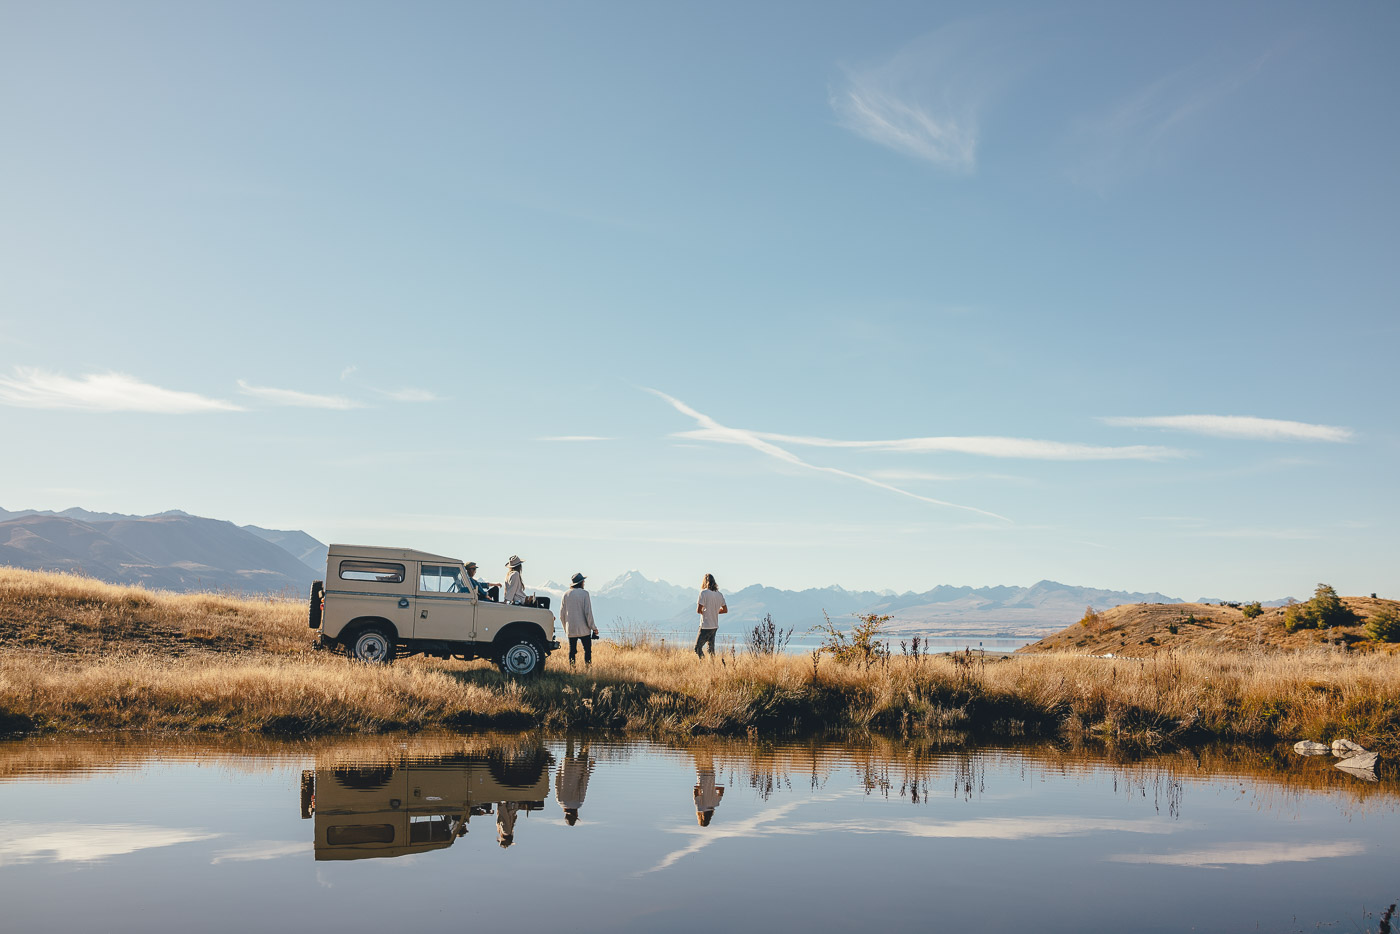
[420,610,428,618]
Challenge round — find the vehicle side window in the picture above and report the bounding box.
[326,824,395,846]
[339,560,405,583]
[419,565,464,593]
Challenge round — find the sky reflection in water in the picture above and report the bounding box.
[0,735,1395,934]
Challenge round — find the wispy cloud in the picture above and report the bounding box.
[210,840,306,864]
[0,367,243,413]
[1100,415,1352,443]
[830,22,1010,172]
[1069,40,1294,189]
[236,380,362,410]
[778,815,1181,841]
[1108,840,1363,869]
[737,431,1178,461]
[647,389,1011,521]
[0,822,220,865]
[537,435,613,442]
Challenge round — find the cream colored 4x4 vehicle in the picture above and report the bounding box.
[309,545,560,675]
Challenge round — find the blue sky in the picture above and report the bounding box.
[1,1,1396,599]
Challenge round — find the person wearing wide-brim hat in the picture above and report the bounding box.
[559,572,598,667]
[502,555,527,605]
[464,562,500,602]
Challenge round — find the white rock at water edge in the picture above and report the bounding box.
[1331,738,1368,757]
[1294,740,1330,755]
[1336,752,1380,772]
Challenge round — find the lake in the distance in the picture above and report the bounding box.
[0,733,1394,933]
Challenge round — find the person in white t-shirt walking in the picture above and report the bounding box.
[695,573,727,659]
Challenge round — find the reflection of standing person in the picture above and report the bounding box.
[693,749,725,827]
[695,573,727,659]
[556,738,593,826]
[496,801,519,848]
[503,555,527,605]
[560,572,598,667]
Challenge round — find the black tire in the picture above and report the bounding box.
[350,625,396,664]
[309,581,324,629]
[497,637,544,676]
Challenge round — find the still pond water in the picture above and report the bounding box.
[0,733,1394,933]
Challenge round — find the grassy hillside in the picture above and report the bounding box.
[3,567,1400,753]
[1019,596,1400,656]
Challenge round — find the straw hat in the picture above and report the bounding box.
[465,562,478,572]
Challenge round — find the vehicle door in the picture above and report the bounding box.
[415,564,476,641]
[332,558,416,638]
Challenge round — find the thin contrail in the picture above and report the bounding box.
[644,389,1011,522]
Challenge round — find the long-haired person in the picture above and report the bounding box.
[695,572,727,659]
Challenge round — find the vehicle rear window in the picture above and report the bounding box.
[339,560,406,583]
[327,824,395,846]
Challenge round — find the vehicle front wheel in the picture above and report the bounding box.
[497,638,544,676]
[351,626,396,664]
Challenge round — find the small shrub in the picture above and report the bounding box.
[1241,602,1264,619]
[1167,621,1178,635]
[1080,606,1103,630]
[1284,605,1314,633]
[746,613,793,655]
[812,611,890,666]
[1308,583,1356,630]
[1366,608,1400,643]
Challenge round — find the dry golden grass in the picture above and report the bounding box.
[1022,597,1400,655]
[3,567,1399,752]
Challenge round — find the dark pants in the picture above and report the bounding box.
[695,628,716,658]
[568,635,592,666]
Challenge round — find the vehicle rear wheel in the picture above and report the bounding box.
[308,581,324,629]
[351,626,396,664]
[497,638,544,676]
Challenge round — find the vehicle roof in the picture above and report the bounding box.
[327,544,462,564]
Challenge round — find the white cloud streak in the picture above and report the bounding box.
[236,380,363,410]
[1100,415,1352,443]
[647,389,1010,521]
[734,431,1179,461]
[1108,840,1364,869]
[0,368,244,413]
[0,822,221,865]
[210,840,307,864]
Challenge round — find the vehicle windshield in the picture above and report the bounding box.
[419,565,466,593]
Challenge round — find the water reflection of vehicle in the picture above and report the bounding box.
[300,748,551,861]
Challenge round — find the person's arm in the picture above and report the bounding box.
[719,603,727,614]
[584,592,597,634]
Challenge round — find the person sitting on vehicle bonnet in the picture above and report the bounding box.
[465,562,499,602]
[503,555,528,605]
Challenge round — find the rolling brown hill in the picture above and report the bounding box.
[1018,596,1400,655]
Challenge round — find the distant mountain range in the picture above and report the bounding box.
[2,506,1287,635]
[534,571,1185,638]
[0,507,322,595]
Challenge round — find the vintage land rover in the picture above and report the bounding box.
[309,544,560,675]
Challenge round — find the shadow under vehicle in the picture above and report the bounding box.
[300,747,552,861]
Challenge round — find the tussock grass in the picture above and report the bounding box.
[3,567,1399,750]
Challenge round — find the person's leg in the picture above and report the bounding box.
[695,629,706,659]
[582,635,592,666]
[705,629,717,656]
[568,636,579,665]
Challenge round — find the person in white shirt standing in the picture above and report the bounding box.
[559,572,598,667]
[695,573,727,659]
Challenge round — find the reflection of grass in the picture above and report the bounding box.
[4,567,1400,751]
